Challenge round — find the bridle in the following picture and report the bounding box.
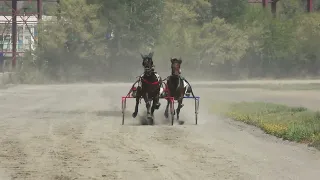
[142,58,153,76]
[171,61,181,76]
[144,67,153,76]
[169,59,182,91]
[140,57,160,86]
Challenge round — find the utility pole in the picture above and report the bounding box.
[262,0,267,8]
[12,0,17,69]
[307,0,313,12]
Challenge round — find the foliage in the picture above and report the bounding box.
[28,0,106,81]
[210,0,248,23]
[154,0,249,76]
[294,13,320,75]
[16,0,320,82]
[197,18,249,65]
[212,102,320,149]
[87,0,164,53]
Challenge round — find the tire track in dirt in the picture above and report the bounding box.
[0,87,70,179]
[0,113,45,179]
[0,138,30,179]
[33,113,118,180]
[89,120,174,180]
[0,85,116,179]
[146,126,247,180]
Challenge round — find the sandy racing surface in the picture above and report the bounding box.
[0,82,320,180]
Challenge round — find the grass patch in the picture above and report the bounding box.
[197,83,320,90]
[212,102,320,150]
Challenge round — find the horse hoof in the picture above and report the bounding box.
[141,119,148,125]
[164,111,169,119]
[147,116,154,125]
[178,120,184,125]
[132,112,138,118]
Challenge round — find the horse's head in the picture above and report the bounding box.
[170,57,182,76]
[141,52,154,76]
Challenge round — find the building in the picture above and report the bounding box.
[0,15,53,57]
[0,0,56,57]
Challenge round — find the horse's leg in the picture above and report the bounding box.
[164,99,170,118]
[151,99,155,117]
[149,97,157,125]
[176,98,184,125]
[151,96,157,114]
[145,95,151,118]
[176,87,185,125]
[176,99,182,120]
[132,86,141,118]
[151,91,161,114]
[154,93,161,110]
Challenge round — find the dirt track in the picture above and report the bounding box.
[0,83,320,180]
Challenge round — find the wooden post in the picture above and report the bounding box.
[307,0,312,12]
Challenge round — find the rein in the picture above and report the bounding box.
[139,72,160,85]
[141,78,159,85]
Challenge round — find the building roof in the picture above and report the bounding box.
[0,15,55,25]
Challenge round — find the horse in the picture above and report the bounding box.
[132,52,162,125]
[164,57,192,125]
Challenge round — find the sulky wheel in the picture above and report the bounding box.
[194,98,199,125]
[122,112,125,125]
[121,98,127,125]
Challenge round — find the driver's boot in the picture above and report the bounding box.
[131,87,137,97]
[132,86,142,97]
[160,87,166,98]
[185,86,192,97]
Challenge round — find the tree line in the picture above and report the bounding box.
[18,0,320,83]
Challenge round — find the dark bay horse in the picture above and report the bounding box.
[132,52,161,125]
[164,58,192,125]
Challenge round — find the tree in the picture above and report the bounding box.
[19,0,320,82]
[91,0,164,55]
[195,17,249,78]
[32,0,105,81]
[210,0,248,23]
[295,13,320,75]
